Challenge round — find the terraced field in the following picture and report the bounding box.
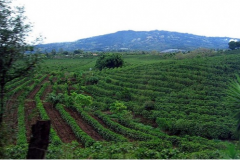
[3,51,240,159]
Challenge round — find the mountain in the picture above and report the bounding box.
[36,30,239,52]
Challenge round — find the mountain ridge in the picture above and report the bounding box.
[36,30,239,52]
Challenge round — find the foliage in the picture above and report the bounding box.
[17,102,27,145]
[0,123,11,158]
[5,52,240,158]
[46,92,64,108]
[0,0,41,123]
[63,92,93,107]
[67,105,127,142]
[229,41,240,50]
[56,103,95,147]
[5,143,28,159]
[95,110,157,141]
[109,101,127,114]
[85,76,99,85]
[227,75,240,131]
[95,54,124,70]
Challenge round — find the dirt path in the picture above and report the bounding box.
[90,114,109,129]
[65,107,104,141]
[43,102,79,143]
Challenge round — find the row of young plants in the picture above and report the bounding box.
[5,74,43,93]
[66,105,128,142]
[34,81,63,146]
[12,77,44,159]
[18,74,48,141]
[6,79,33,97]
[35,97,62,145]
[55,103,95,147]
[6,74,47,98]
[13,76,47,154]
[5,77,28,92]
[94,110,157,141]
[16,101,27,145]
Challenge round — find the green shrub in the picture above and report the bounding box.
[95,54,124,70]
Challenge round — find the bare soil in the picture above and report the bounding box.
[41,80,81,144]
[90,114,109,129]
[43,102,79,143]
[25,100,41,142]
[64,107,105,141]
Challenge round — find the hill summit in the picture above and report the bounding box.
[37,30,238,52]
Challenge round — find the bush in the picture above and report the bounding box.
[95,54,124,70]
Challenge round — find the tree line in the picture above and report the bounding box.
[228,41,240,50]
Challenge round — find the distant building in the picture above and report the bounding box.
[161,49,186,53]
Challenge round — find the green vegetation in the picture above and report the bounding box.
[3,49,240,158]
[95,54,124,70]
[0,0,41,125]
[229,41,240,50]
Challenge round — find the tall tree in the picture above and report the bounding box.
[228,41,237,50]
[0,0,41,124]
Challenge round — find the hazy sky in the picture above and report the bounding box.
[13,0,240,44]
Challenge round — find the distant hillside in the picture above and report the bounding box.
[36,30,239,52]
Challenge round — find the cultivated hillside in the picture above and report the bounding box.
[37,30,238,52]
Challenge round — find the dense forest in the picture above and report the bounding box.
[2,49,240,158]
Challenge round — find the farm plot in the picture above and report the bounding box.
[85,54,240,141]
[4,53,240,159]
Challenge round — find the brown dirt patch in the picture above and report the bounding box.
[43,102,80,144]
[25,100,41,142]
[64,107,105,141]
[90,114,109,129]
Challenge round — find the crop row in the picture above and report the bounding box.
[35,97,62,145]
[55,103,95,147]
[67,105,128,142]
[6,79,33,97]
[5,77,28,91]
[94,111,157,141]
[17,101,27,145]
[34,77,63,145]
[117,116,166,139]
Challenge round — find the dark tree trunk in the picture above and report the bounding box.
[26,120,51,159]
